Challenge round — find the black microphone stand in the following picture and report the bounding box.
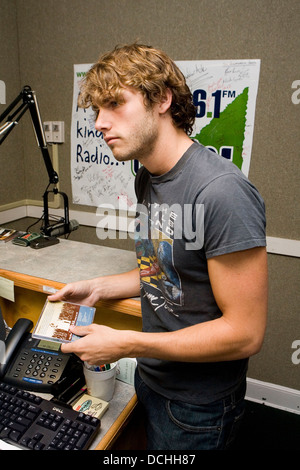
[0,85,72,237]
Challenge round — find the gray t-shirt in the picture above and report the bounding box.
[134,142,266,404]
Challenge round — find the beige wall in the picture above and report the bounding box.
[0,0,299,390]
[0,1,25,202]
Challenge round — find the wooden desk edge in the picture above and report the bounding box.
[0,269,142,318]
[94,393,138,450]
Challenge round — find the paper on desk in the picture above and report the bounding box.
[0,439,21,450]
[0,276,14,302]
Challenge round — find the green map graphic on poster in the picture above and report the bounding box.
[193,87,248,170]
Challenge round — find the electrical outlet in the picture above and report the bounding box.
[43,121,53,142]
[52,121,64,143]
[43,121,64,143]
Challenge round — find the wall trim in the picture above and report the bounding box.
[0,204,299,257]
[266,236,300,258]
[246,378,300,414]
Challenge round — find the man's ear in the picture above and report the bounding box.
[158,88,172,114]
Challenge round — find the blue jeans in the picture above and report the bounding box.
[135,368,245,450]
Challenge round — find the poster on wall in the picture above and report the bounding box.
[71,59,260,208]
[177,59,261,177]
[71,63,137,209]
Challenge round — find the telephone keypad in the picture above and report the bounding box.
[8,346,68,388]
[21,353,58,382]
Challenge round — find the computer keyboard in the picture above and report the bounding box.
[0,381,100,450]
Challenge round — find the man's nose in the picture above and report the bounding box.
[95,110,112,132]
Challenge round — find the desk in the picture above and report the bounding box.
[0,239,144,450]
[0,238,142,320]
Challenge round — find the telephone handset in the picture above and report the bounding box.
[0,318,33,377]
[0,316,84,398]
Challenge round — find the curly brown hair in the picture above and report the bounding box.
[78,43,196,136]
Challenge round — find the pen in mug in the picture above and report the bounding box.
[93,364,111,371]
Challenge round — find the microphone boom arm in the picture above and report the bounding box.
[0,85,58,185]
[0,85,78,237]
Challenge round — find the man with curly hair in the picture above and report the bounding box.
[50,44,268,450]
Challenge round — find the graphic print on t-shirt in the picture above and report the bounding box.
[135,209,183,307]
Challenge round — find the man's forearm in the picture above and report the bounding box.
[48,267,141,306]
[124,316,263,363]
[93,267,141,300]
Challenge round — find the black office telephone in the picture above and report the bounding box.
[0,313,85,399]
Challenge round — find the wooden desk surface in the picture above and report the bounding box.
[0,238,141,317]
[34,380,138,450]
[0,238,137,283]
[91,380,138,450]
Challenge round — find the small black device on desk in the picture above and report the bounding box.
[0,381,100,450]
[30,235,60,249]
